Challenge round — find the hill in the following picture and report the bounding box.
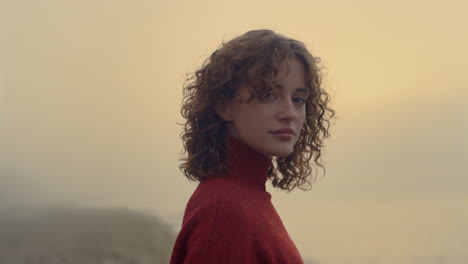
[0,207,175,264]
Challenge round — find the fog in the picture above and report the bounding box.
[1,0,467,263]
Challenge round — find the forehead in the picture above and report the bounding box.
[234,59,308,99]
[274,59,307,85]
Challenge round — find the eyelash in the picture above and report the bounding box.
[263,92,306,105]
[264,91,277,100]
[293,97,306,105]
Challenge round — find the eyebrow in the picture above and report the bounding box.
[275,84,309,93]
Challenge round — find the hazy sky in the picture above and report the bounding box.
[1,0,467,263]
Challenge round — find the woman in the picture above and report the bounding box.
[170,29,334,264]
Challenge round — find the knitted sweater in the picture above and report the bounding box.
[170,137,303,264]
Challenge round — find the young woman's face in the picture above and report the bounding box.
[220,59,308,158]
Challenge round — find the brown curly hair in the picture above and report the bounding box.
[180,29,335,191]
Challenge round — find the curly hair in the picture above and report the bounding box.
[179,29,335,191]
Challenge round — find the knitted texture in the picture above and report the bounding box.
[170,137,303,264]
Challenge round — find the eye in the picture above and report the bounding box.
[262,91,278,101]
[292,96,307,105]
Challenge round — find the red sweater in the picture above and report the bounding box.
[170,137,303,264]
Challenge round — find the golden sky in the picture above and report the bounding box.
[1,0,467,263]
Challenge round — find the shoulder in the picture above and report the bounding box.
[186,178,258,223]
[172,179,263,263]
[172,179,300,264]
[181,178,269,243]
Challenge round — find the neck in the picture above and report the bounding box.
[223,136,272,191]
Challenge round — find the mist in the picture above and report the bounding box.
[1,0,467,263]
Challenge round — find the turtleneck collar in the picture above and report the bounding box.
[222,136,273,191]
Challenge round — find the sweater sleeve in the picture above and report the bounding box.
[170,190,269,264]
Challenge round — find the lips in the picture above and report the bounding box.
[270,128,296,135]
[270,128,295,141]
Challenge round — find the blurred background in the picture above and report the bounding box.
[1,0,467,263]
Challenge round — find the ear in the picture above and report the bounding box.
[215,96,232,121]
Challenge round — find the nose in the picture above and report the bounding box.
[278,99,298,121]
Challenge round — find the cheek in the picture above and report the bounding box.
[232,108,258,130]
[298,110,307,128]
[242,105,268,122]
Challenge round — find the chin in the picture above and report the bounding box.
[267,146,294,158]
[274,151,293,158]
